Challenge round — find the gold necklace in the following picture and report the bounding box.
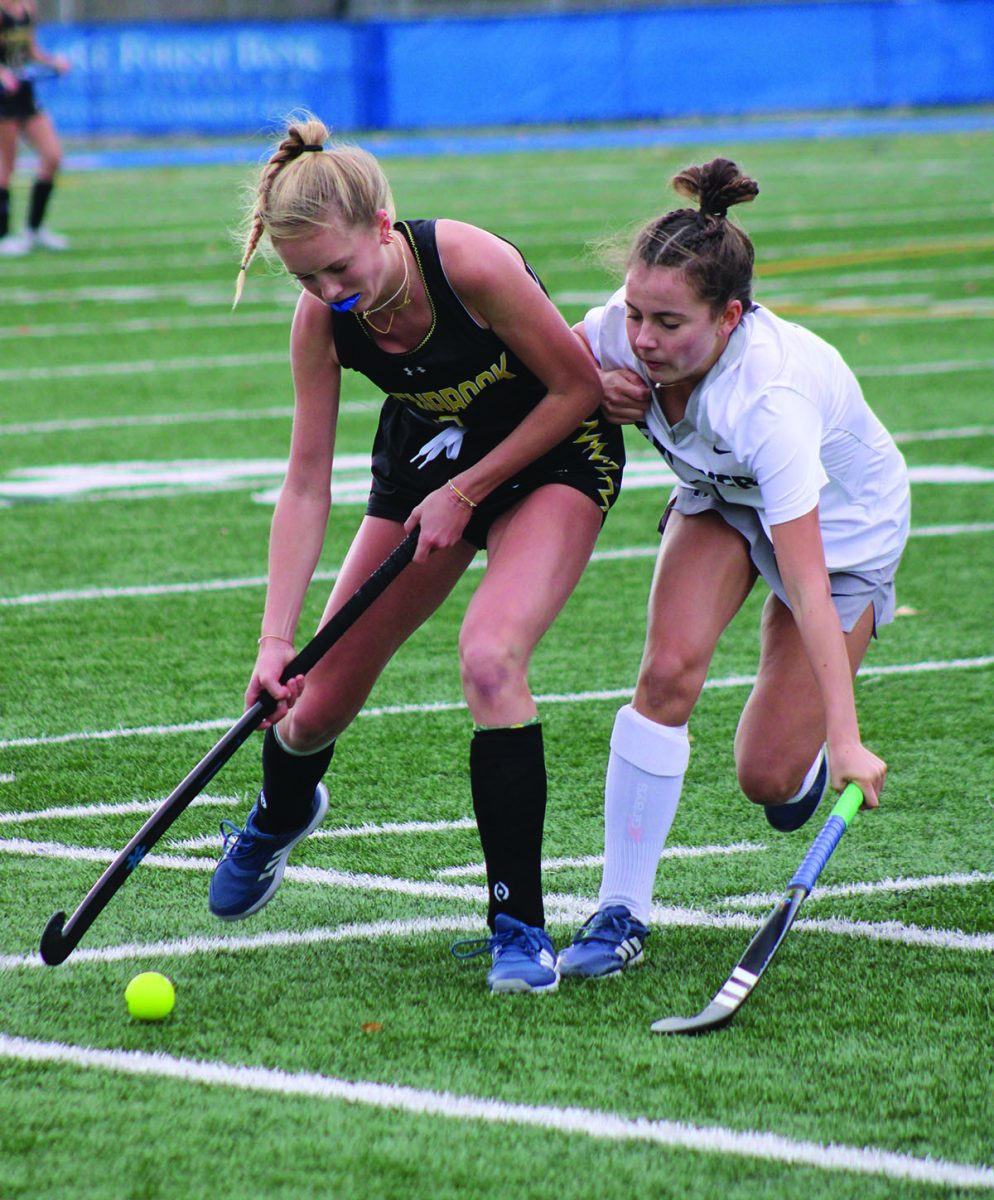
[361,243,411,336]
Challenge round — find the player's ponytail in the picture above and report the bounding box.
[628,157,759,315]
[233,114,394,308]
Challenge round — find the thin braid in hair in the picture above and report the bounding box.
[232,130,320,309]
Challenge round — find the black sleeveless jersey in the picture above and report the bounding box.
[331,219,549,434]
[0,6,32,71]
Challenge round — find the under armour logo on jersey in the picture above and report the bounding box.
[494,881,510,902]
[403,366,427,376]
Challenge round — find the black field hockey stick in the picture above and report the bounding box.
[651,782,864,1035]
[39,530,419,966]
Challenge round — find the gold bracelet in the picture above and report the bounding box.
[258,633,294,646]
[447,479,478,509]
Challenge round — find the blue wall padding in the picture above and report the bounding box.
[35,2,994,137]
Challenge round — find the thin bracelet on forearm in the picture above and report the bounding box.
[447,479,478,509]
[258,633,295,646]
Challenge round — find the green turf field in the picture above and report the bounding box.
[1,119,992,1198]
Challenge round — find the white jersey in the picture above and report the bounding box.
[584,291,910,572]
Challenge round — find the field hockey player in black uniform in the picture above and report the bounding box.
[0,0,69,256]
[209,115,625,994]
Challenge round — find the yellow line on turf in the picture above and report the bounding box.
[756,234,994,275]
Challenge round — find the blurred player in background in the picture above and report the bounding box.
[557,157,910,980]
[209,114,624,994]
[0,0,70,256]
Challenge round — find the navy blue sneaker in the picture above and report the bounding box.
[764,749,828,832]
[557,905,650,979]
[208,784,329,920]
[451,913,560,994]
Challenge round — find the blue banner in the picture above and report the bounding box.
[34,3,994,138]
[35,21,357,136]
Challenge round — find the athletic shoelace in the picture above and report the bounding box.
[217,819,248,860]
[573,909,640,945]
[450,922,547,960]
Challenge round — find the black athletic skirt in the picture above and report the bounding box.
[366,396,626,549]
[0,81,41,121]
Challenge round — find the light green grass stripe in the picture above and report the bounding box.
[2,522,991,608]
[0,1034,991,1190]
[3,352,993,383]
[1,657,991,750]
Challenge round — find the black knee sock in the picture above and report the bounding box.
[255,726,335,834]
[470,723,547,930]
[0,188,9,239]
[28,179,54,230]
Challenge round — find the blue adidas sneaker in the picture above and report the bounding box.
[451,913,560,994]
[557,905,650,979]
[208,784,329,920]
[764,749,828,832]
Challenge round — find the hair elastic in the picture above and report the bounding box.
[301,144,324,152]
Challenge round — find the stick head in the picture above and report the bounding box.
[651,1001,738,1036]
[39,911,70,966]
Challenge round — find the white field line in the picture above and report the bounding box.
[633,906,994,955]
[1,521,991,610]
[0,309,292,341]
[0,916,489,971]
[892,425,994,444]
[724,871,994,910]
[0,831,990,963]
[788,916,994,954]
[0,390,987,440]
[5,246,984,307]
[0,836,487,902]
[856,357,994,377]
[909,522,994,537]
[0,541,652,608]
[0,399,379,439]
[0,200,982,266]
[2,656,990,753]
[0,352,286,383]
[5,289,991,345]
[0,795,238,825]
[0,282,287,308]
[2,1038,991,1192]
[4,459,990,508]
[4,352,994,385]
[436,840,766,879]
[1,902,989,974]
[169,817,478,852]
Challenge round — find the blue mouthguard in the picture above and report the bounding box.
[329,293,361,312]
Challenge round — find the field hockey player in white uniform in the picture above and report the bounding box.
[556,157,910,980]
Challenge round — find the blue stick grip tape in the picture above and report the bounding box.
[788,814,847,892]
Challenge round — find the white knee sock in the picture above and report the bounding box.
[597,704,690,925]
[777,745,826,808]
